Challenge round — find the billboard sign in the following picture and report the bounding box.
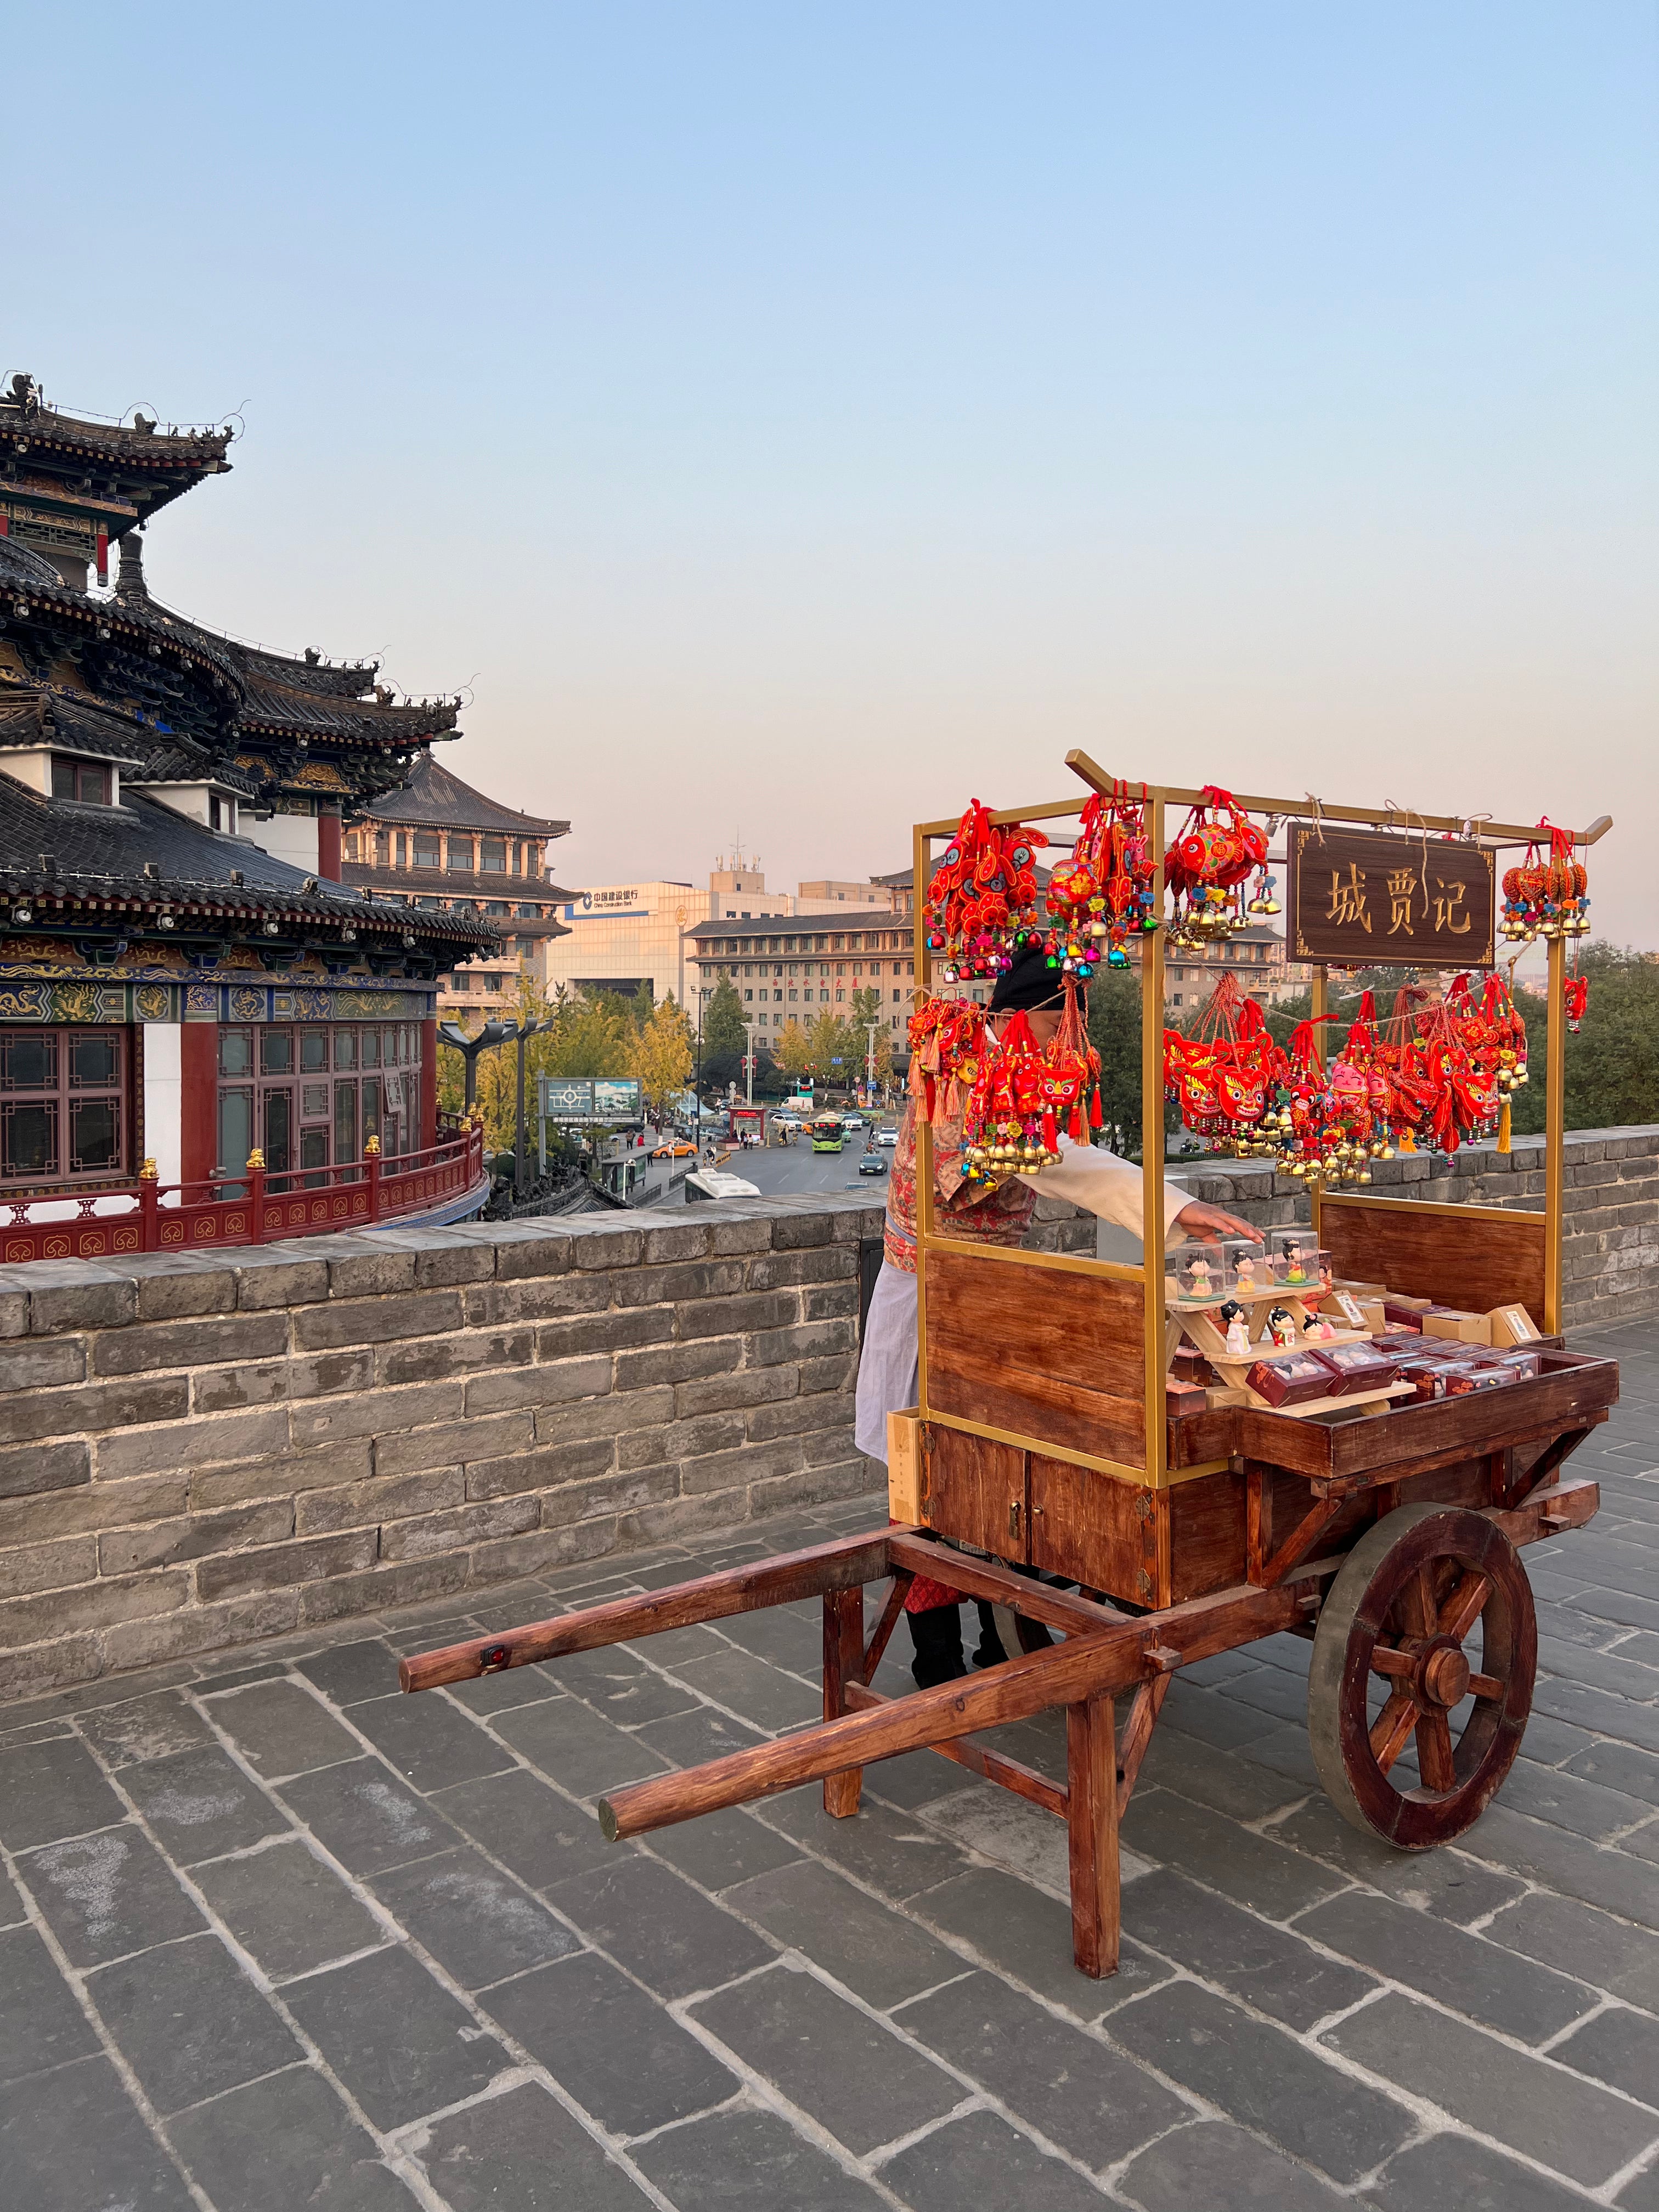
[537,1076,645,1126]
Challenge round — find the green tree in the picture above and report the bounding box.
[1086,967,1180,1159]
[702,972,748,1058]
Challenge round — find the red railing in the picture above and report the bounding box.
[0,1124,488,1266]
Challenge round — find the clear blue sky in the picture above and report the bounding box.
[14,4,1655,943]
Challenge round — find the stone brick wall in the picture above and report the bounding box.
[0,1199,884,1701]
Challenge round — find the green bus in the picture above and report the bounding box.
[810,1114,844,1154]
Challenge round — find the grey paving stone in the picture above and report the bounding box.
[553,1853,776,1998]
[1618,2156,1659,2210]
[280,1756,462,1875]
[88,1929,303,2116]
[691,1961,962,2156]
[1564,1738,1659,1807]
[296,1640,403,1707]
[444,1662,567,1718]
[167,2061,419,2210]
[0,1922,101,2083]
[1484,1889,1659,2013]
[1361,2129,1593,2212]
[723,1857,966,2010]
[709,1607,822,1672]
[897,1966,1187,2170]
[646,1803,807,1891]
[0,1735,125,1850]
[77,1692,216,1769]
[1295,1887,1597,2042]
[416,2077,654,2210]
[760,1789,970,1901]
[861,1746,991,1810]
[913,1864,1173,2021]
[492,1694,673,1798]
[194,1660,292,1694]
[1117,2118,1350,2210]
[1531,1675,1659,1755]
[22,1822,205,1967]
[1514,1712,1601,1767]
[618,1621,734,1668]
[284,1944,511,2131]
[673,1645,825,1731]
[1540,1635,1659,1701]
[1110,1980,1411,2183]
[370,1845,580,1989]
[1551,2004,1659,2112]
[123,1742,291,1864]
[1138,1722,1311,1822]
[1263,1796,1517,1923]
[1221,1663,1312,1726]
[1458,1804,1659,1932]
[630,1700,770,1769]
[343,1692,515,1795]
[1621,1816,1659,1864]
[1119,1789,1347,1922]
[1321,1990,1656,2187]
[1125,1870,1377,2031]
[1235,1721,1323,1791]
[429,1768,625,1894]
[536,1640,687,1720]
[878,2107,1108,2210]
[1498,1758,1657,1841]
[483,1950,740,2137]
[1572,1587,1659,1635]
[209,1680,364,1782]
[0,2053,195,2212]
[631,2102,888,2209]
[1149,1680,1280,1752]
[194,1836,387,1980]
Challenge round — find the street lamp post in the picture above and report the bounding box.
[437,1019,514,1113]
[510,1019,548,1199]
[865,1022,879,1108]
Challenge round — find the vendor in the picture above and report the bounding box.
[855,943,1257,1686]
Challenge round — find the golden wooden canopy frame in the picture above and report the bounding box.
[910,753,1613,1493]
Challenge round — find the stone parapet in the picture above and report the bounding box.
[0,1198,886,1700]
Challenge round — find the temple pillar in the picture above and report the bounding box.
[180,1023,219,1184]
[317,808,342,882]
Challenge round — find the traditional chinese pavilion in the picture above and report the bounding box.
[0,373,496,1260]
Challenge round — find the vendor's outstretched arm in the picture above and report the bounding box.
[1015,1137,1257,1241]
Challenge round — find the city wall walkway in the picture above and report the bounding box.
[0,1317,1654,2210]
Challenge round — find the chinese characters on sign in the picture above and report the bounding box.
[1288,827,1494,968]
[537,1076,645,1126]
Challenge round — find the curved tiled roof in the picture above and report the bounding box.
[0,535,64,592]
[1,377,233,475]
[0,687,194,769]
[359,753,569,836]
[240,644,381,699]
[0,768,495,947]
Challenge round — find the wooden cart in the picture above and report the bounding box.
[402,761,1617,1978]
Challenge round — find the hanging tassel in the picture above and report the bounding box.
[1497,1097,1511,1153]
[1089,1085,1103,1130]
[1041,1110,1059,1154]
[1068,1103,1082,1141]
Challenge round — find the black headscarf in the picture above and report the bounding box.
[988,941,1070,1013]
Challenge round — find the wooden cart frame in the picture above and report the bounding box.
[403,761,1617,1977]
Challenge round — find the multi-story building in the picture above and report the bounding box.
[795,878,899,914]
[340,755,573,1019]
[684,914,917,1047]
[541,865,794,1007]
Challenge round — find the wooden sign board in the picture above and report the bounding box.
[1288,826,1494,968]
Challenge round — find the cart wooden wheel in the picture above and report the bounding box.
[1308,1503,1536,1849]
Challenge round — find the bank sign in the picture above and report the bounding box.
[538,1076,645,1126]
[565,890,650,919]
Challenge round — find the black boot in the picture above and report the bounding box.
[970,1600,1008,1669]
[907,1602,967,1689]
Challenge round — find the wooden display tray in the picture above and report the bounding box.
[1172,1294,1390,1417]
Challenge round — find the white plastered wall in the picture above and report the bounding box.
[246,809,319,874]
[142,1023,183,1188]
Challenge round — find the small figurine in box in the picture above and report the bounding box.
[1266,1305,1297,1349]
[1225,1311,1251,1359]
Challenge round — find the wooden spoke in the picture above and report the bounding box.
[1370,1691,1419,1773]
[1467,1672,1504,1701]
[1416,1710,1457,1792]
[1370,1645,1415,1680]
[1400,1564,1438,1641]
[1438,1571,1491,1645]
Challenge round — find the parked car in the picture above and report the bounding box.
[650,1140,697,1159]
[858,1153,888,1176]
[877,1126,898,1147]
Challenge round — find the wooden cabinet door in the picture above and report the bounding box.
[1028,1455,1159,1606]
[923,1425,1028,1561]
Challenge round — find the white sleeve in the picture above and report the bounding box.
[1014,1136,1189,1237]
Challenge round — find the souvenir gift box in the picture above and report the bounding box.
[1245,1349,1338,1408]
[1316,1342,1402,1396]
[1440,1362,1513,1395]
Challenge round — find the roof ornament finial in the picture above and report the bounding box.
[115,533,150,604]
[6,373,42,416]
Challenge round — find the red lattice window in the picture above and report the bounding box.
[0,1028,128,1183]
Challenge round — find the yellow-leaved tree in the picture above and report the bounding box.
[627,995,694,1126]
[436,980,638,1152]
[772,1019,814,1080]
